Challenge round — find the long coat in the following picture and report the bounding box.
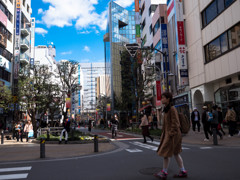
[157,106,182,158]
[140,115,149,136]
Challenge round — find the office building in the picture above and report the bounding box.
[185,0,240,119]
[104,1,136,113]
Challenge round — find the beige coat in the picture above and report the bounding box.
[225,109,236,122]
[24,123,33,133]
[157,106,182,158]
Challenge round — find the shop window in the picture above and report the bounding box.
[229,86,240,101]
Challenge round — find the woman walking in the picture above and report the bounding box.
[139,112,153,143]
[155,92,187,179]
[24,120,33,142]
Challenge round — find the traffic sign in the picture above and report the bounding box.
[124,43,139,57]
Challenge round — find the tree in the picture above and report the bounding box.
[0,85,12,111]
[57,60,79,120]
[96,95,111,124]
[18,64,61,137]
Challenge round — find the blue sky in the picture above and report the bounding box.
[31,0,135,62]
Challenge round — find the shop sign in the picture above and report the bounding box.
[135,0,139,12]
[167,0,174,22]
[173,94,188,105]
[16,8,20,36]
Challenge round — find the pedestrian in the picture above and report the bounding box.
[111,114,119,138]
[155,92,187,179]
[15,121,21,142]
[191,107,201,132]
[211,105,223,139]
[139,112,153,143]
[217,107,225,135]
[24,120,33,142]
[225,105,237,137]
[88,120,92,132]
[201,106,212,141]
[153,114,158,129]
[59,118,71,144]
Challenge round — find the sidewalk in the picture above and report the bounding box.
[182,128,240,147]
[0,138,116,163]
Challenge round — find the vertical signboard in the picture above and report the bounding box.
[175,0,188,86]
[14,0,21,80]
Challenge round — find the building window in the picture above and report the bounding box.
[153,19,160,36]
[149,24,152,34]
[0,67,11,82]
[27,5,29,13]
[205,22,240,63]
[23,0,26,7]
[142,34,146,46]
[141,18,145,30]
[0,1,13,23]
[149,5,158,16]
[9,0,13,4]
[202,0,236,28]
[140,2,145,16]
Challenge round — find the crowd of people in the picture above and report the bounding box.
[191,104,240,142]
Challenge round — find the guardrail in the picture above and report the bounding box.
[37,127,64,137]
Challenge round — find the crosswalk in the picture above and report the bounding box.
[125,141,212,153]
[0,166,32,180]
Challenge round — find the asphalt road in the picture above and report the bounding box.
[0,137,239,180]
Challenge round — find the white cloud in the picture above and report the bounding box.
[61,51,72,55]
[35,27,48,36]
[83,46,90,52]
[40,0,107,31]
[38,8,43,14]
[113,0,134,8]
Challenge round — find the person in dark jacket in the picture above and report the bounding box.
[191,108,201,132]
[217,107,225,135]
[59,118,71,144]
[201,106,212,141]
[211,105,223,139]
[139,113,153,143]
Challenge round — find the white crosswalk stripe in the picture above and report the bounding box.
[125,149,143,153]
[127,141,191,153]
[0,166,32,180]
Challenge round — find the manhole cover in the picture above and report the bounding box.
[139,167,161,175]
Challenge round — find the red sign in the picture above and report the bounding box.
[167,0,174,17]
[107,104,111,111]
[66,98,71,108]
[156,81,162,101]
[135,0,139,12]
[177,21,185,45]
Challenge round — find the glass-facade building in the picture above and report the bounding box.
[104,1,136,113]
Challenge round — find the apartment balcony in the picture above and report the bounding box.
[20,53,30,64]
[20,38,30,51]
[21,27,30,37]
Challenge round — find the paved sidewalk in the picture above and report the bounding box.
[182,128,240,147]
[0,139,116,162]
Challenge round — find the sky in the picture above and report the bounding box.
[31,0,136,63]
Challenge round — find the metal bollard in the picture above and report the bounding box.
[94,135,98,152]
[1,130,4,144]
[40,138,46,158]
[212,128,218,145]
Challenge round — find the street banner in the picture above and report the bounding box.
[107,103,111,111]
[135,0,139,12]
[66,98,71,108]
[156,81,162,101]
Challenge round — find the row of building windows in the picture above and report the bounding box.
[0,67,11,82]
[0,23,12,42]
[152,17,165,37]
[0,1,13,23]
[202,0,236,28]
[0,47,12,61]
[205,22,240,63]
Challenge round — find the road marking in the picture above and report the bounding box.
[182,147,190,150]
[0,167,32,173]
[125,149,143,153]
[200,147,213,150]
[147,141,160,146]
[0,173,28,179]
[130,142,158,151]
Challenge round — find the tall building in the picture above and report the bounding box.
[140,0,166,48]
[104,1,136,113]
[185,0,240,119]
[0,0,14,88]
[79,63,105,114]
[166,0,190,117]
[0,0,15,125]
